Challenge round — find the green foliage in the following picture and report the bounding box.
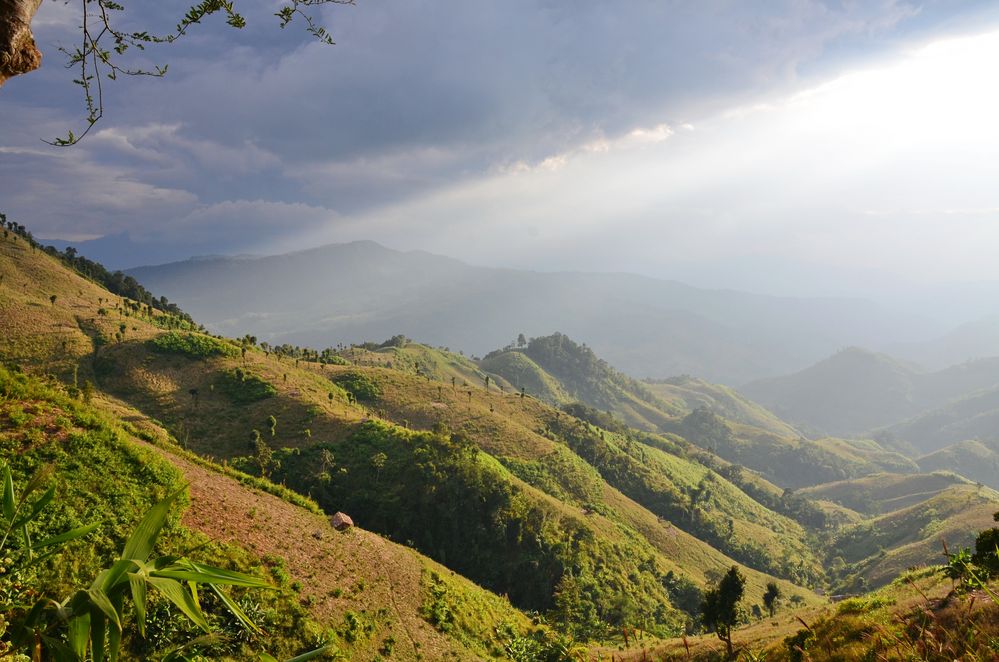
[971,511,999,576]
[546,415,820,584]
[762,582,781,618]
[784,627,814,662]
[149,332,240,359]
[0,366,323,659]
[701,566,746,659]
[331,372,382,402]
[422,571,456,633]
[266,421,684,639]
[217,368,277,404]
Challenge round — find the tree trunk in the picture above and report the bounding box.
[0,0,43,87]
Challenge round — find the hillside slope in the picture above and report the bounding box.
[917,439,999,490]
[1,230,822,645]
[743,347,999,443]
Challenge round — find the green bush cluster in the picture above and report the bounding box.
[217,368,278,404]
[149,331,241,358]
[331,371,382,402]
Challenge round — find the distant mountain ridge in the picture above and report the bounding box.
[742,346,999,455]
[128,241,936,384]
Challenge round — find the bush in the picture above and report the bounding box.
[149,332,240,359]
[332,372,382,402]
[217,368,277,404]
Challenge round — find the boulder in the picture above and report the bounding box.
[331,511,354,531]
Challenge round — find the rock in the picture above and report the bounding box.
[331,511,354,531]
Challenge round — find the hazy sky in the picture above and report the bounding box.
[3,1,999,296]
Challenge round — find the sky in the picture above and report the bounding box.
[3,1,999,298]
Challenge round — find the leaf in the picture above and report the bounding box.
[153,562,272,588]
[2,465,14,520]
[90,606,107,662]
[121,487,185,561]
[87,587,122,630]
[12,486,55,529]
[210,584,261,634]
[147,576,210,632]
[67,610,92,660]
[128,572,147,637]
[283,645,337,662]
[34,522,99,549]
[108,588,125,662]
[92,558,135,594]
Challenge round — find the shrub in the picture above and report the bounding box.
[149,332,240,359]
[217,368,277,404]
[332,372,382,402]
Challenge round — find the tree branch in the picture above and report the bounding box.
[0,0,43,86]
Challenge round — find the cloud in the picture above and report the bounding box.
[4,0,999,288]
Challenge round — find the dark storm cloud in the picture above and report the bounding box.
[1,0,996,265]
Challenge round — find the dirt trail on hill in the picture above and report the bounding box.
[138,441,476,661]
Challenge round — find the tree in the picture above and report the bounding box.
[254,436,276,477]
[517,333,527,347]
[763,582,781,618]
[701,565,746,659]
[0,1,354,143]
[971,511,999,576]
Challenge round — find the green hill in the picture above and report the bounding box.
[881,386,999,454]
[918,439,999,490]
[1,228,824,650]
[741,347,921,436]
[798,472,973,516]
[9,224,999,659]
[645,375,799,437]
[481,334,683,431]
[742,347,999,448]
[482,336,912,490]
[828,483,999,590]
[0,237,546,659]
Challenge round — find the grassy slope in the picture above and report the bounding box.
[645,376,799,438]
[918,439,999,490]
[0,238,541,659]
[830,484,999,588]
[0,237,823,623]
[616,567,999,661]
[799,472,973,516]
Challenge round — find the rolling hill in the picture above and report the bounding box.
[126,241,933,384]
[1,226,828,651]
[743,347,999,446]
[7,225,999,660]
[482,337,917,489]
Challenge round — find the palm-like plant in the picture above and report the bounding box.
[1,463,325,661]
